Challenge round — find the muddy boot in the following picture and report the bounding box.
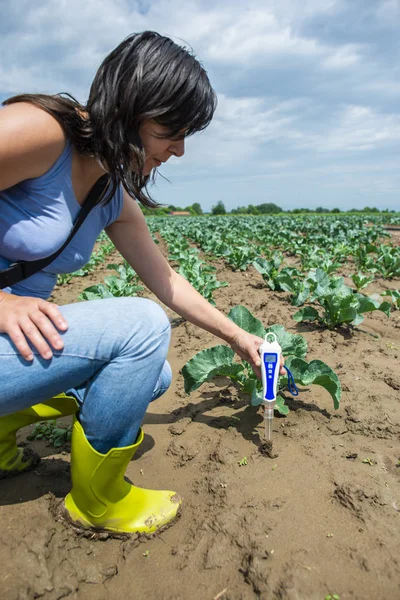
[64,418,182,535]
[0,394,78,479]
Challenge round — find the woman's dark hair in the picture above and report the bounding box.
[3,31,217,207]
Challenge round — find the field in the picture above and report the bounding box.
[1,215,400,600]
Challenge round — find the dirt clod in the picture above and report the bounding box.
[258,441,278,459]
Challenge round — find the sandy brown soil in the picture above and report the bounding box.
[1,238,400,600]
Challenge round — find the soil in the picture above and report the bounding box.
[1,239,400,600]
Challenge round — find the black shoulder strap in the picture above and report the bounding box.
[0,174,110,289]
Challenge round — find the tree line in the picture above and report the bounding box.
[140,201,396,216]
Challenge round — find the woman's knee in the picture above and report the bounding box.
[151,360,172,401]
[122,298,171,356]
[138,298,171,337]
[100,297,170,341]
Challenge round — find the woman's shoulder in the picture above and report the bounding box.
[0,102,68,191]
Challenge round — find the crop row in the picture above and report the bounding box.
[56,215,399,324]
[148,215,400,276]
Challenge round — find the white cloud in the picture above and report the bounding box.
[196,8,321,66]
[375,0,400,24]
[321,44,363,70]
[212,95,303,143]
[296,105,400,152]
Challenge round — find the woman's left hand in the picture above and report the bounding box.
[229,329,285,380]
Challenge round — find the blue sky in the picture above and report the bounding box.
[1,0,399,211]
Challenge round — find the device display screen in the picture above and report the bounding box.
[264,354,277,363]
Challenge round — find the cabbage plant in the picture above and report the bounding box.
[79,261,143,300]
[253,254,301,292]
[351,272,375,292]
[226,245,258,271]
[293,271,391,329]
[381,289,400,310]
[177,253,228,306]
[182,305,341,416]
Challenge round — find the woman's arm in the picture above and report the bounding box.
[0,103,71,360]
[0,102,66,191]
[106,192,242,342]
[106,192,284,376]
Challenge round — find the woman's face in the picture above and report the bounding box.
[139,119,185,175]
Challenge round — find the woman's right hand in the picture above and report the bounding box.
[0,292,68,361]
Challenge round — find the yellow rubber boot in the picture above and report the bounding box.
[64,418,182,534]
[0,394,78,479]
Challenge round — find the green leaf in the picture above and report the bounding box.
[381,289,400,308]
[253,257,272,277]
[181,345,244,393]
[228,305,265,337]
[356,294,380,313]
[337,306,358,324]
[308,268,331,297]
[251,386,263,406]
[285,357,341,409]
[275,394,290,415]
[242,377,257,396]
[266,324,308,358]
[79,284,114,300]
[292,306,320,323]
[350,313,364,326]
[104,275,120,287]
[275,272,296,293]
[293,284,312,307]
[377,301,391,318]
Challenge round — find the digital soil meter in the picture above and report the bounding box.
[258,332,299,442]
[260,333,281,404]
[259,332,282,441]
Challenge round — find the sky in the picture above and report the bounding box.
[1,0,399,212]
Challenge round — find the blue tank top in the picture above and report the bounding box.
[0,140,123,299]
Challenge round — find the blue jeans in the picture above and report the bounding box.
[0,298,172,453]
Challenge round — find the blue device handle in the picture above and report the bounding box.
[263,352,278,400]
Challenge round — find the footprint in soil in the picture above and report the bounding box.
[258,441,278,459]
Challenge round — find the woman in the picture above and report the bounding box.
[0,31,284,535]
